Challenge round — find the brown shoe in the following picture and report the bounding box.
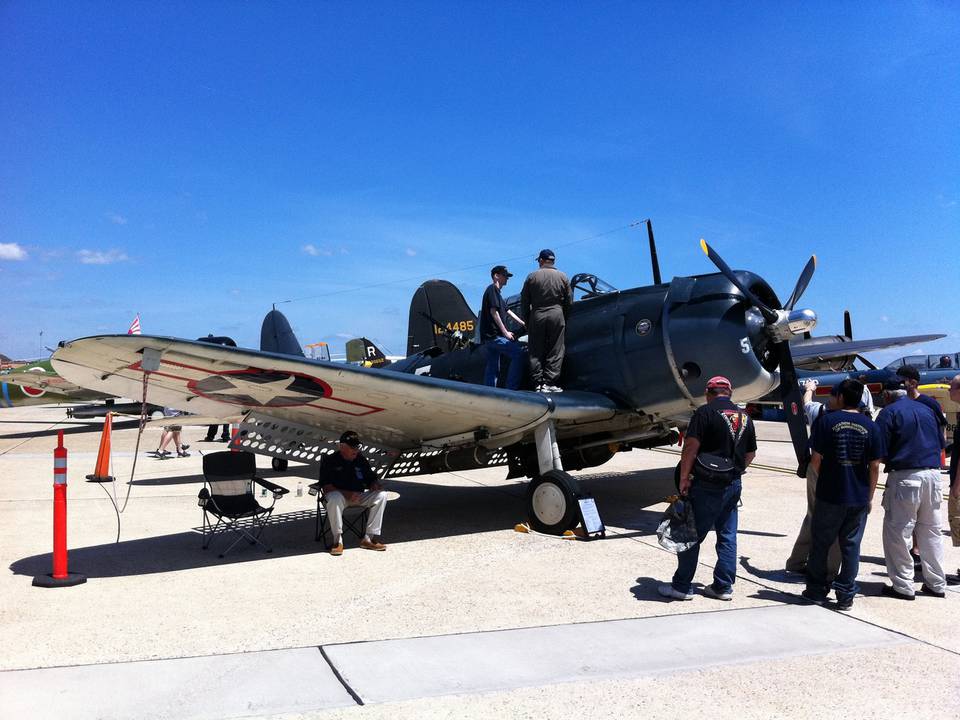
[360,538,387,551]
[329,543,344,556]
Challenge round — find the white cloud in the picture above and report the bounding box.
[106,212,128,225]
[0,243,27,260]
[880,315,889,322]
[303,244,333,257]
[405,247,417,257]
[77,249,129,265]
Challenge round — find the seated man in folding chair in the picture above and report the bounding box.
[319,430,388,556]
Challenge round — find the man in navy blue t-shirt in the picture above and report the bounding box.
[802,379,884,610]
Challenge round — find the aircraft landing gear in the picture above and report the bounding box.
[525,470,581,534]
[271,457,288,472]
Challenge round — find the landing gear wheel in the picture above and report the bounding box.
[525,470,581,534]
[271,457,288,472]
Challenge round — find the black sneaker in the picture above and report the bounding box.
[836,598,853,610]
[880,585,915,601]
[801,588,827,604]
[920,584,945,598]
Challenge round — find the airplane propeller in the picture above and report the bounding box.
[699,239,817,477]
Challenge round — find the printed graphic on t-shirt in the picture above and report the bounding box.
[831,421,869,466]
[719,411,748,445]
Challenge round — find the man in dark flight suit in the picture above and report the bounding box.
[519,249,572,393]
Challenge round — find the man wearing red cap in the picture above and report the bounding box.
[659,375,757,601]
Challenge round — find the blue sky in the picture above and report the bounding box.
[2,2,957,366]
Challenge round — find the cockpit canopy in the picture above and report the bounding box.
[569,273,618,301]
[885,352,958,371]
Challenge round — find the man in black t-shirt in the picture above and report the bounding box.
[659,376,757,602]
[319,431,388,556]
[479,265,527,390]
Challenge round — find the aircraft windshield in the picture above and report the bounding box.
[570,273,618,301]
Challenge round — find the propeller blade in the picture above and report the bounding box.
[844,310,853,339]
[775,341,810,477]
[783,255,817,311]
[855,354,876,370]
[699,239,778,323]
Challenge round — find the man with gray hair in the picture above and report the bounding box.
[876,379,947,599]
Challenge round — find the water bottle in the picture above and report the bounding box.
[296,481,303,497]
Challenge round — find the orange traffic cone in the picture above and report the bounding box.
[86,412,114,483]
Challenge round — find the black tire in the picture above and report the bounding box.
[525,470,581,534]
[271,457,289,472]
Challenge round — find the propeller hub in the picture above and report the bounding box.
[766,308,818,342]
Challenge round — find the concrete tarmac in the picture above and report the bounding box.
[1,404,958,719]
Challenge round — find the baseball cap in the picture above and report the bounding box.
[895,366,920,382]
[339,431,361,448]
[706,376,732,390]
[491,265,513,278]
[882,379,904,391]
[537,248,555,262]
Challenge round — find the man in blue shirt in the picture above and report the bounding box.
[479,265,527,390]
[802,380,884,610]
[876,380,947,599]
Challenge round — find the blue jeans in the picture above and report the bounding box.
[672,478,742,594]
[483,337,526,390]
[806,499,868,602]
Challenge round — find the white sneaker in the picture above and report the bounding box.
[703,584,733,601]
[545,385,563,393]
[657,583,693,600]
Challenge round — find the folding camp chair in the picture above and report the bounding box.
[308,483,370,549]
[197,451,288,558]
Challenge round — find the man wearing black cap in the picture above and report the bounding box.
[318,431,387,556]
[876,379,946,598]
[897,365,947,429]
[479,265,527,389]
[519,249,572,393]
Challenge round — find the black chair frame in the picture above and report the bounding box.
[308,483,370,549]
[198,452,289,558]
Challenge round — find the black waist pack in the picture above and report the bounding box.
[693,453,737,485]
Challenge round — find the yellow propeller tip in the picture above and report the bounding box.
[699,238,709,255]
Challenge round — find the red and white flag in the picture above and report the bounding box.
[127,314,142,335]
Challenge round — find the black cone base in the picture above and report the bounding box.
[85,475,114,483]
[33,572,87,588]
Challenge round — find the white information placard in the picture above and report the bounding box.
[577,497,604,535]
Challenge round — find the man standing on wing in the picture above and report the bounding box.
[519,249,572,393]
[478,265,527,390]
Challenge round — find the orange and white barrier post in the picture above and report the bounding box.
[33,431,87,587]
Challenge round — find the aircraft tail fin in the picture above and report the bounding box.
[346,337,391,367]
[260,309,305,357]
[406,280,478,356]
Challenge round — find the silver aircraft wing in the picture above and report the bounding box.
[52,335,620,451]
